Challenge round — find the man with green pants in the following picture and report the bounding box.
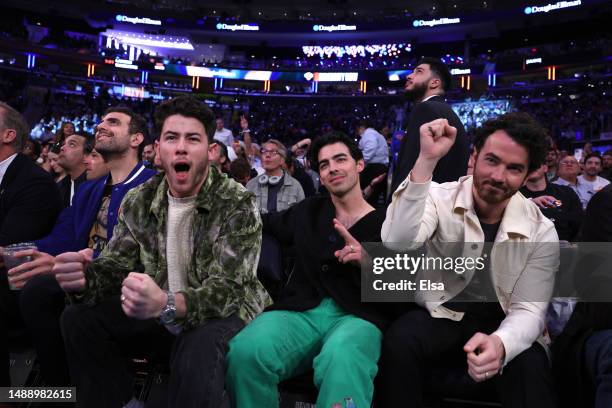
[226,132,392,408]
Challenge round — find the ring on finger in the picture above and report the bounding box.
[349,244,355,253]
[484,371,489,380]
[121,294,126,303]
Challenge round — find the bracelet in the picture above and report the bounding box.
[240,129,250,134]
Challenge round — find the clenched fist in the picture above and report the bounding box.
[53,248,93,293]
[418,118,457,161]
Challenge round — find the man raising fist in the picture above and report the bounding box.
[377,112,559,408]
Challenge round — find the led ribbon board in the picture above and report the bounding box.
[165,65,359,82]
[215,23,260,31]
[312,24,357,32]
[526,57,543,64]
[450,68,471,75]
[412,17,461,28]
[524,0,582,14]
[115,15,162,26]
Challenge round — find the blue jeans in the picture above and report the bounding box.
[585,329,612,408]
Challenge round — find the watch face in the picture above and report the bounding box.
[160,307,176,325]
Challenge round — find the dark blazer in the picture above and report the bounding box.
[262,195,405,331]
[0,153,62,246]
[390,95,469,194]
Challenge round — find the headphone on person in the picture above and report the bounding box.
[258,172,284,186]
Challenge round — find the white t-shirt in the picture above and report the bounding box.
[578,174,610,196]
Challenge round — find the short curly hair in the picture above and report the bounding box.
[154,96,215,144]
[473,112,548,173]
[309,131,363,171]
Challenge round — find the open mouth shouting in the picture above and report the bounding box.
[173,161,191,182]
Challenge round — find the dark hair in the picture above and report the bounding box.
[0,101,30,151]
[213,139,229,160]
[603,149,612,158]
[473,112,548,173]
[27,139,42,158]
[102,106,148,157]
[154,96,215,144]
[80,133,95,155]
[584,153,602,164]
[309,131,363,171]
[416,57,452,93]
[357,119,371,129]
[54,121,74,146]
[284,149,294,167]
[230,157,251,180]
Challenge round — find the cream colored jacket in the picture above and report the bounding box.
[382,174,559,365]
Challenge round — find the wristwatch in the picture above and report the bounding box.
[158,291,176,325]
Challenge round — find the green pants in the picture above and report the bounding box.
[226,297,382,408]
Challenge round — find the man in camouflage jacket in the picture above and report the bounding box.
[54,96,271,408]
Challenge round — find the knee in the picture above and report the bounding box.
[20,275,61,318]
[382,323,421,361]
[505,344,550,377]
[226,331,258,370]
[324,330,380,366]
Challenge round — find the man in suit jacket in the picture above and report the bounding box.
[390,57,469,195]
[0,101,62,386]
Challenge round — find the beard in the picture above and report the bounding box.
[404,81,429,102]
[474,177,517,204]
[95,132,129,160]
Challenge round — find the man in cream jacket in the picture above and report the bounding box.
[377,112,559,408]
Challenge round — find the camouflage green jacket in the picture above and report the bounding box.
[78,166,271,330]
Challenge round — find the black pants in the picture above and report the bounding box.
[376,308,556,408]
[19,274,70,386]
[360,163,388,207]
[61,296,244,408]
[0,267,24,386]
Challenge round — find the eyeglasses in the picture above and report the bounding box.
[260,148,281,156]
[559,161,578,166]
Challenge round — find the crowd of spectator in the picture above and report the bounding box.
[2,56,612,408]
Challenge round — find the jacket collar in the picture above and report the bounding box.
[0,153,26,190]
[150,165,218,219]
[421,94,445,103]
[100,162,148,188]
[453,175,531,239]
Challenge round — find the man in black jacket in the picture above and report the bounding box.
[553,184,612,408]
[0,101,62,386]
[226,132,395,408]
[390,57,468,195]
[520,163,583,242]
